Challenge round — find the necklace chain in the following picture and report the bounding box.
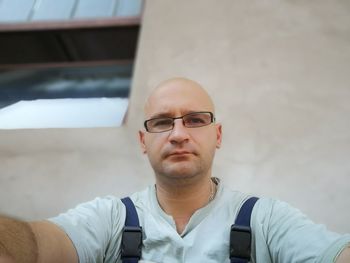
[209,178,217,202]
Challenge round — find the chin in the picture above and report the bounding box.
[161,163,200,179]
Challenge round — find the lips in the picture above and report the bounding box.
[162,145,197,159]
[168,151,191,156]
[164,149,197,159]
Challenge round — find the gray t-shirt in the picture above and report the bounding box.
[49,182,350,263]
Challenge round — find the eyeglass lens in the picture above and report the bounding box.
[146,112,213,132]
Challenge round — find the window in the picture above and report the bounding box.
[0,0,143,129]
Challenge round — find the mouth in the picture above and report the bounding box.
[168,151,192,157]
[164,150,198,161]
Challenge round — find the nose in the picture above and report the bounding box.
[168,118,190,144]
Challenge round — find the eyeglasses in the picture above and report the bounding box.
[144,111,215,133]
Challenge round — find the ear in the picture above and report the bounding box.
[138,130,147,154]
[215,123,222,149]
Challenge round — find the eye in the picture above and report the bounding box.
[150,118,173,127]
[186,117,206,124]
[184,113,209,126]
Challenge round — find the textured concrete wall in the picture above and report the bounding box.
[1,0,349,233]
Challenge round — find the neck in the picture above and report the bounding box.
[155,175,216,234]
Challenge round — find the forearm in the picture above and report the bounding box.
[0,241,16,263]
[0,216,38,263]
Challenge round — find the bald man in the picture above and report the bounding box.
[1,78,349,263]
[139,78,222,234]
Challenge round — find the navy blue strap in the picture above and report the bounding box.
[230,197,259,263]
[232,259,249,263]
[235,197,259,226]
[121,256,139,263]
[121,197,142,263]
[122,197,140,227]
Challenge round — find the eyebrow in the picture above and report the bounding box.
[148,112,173,119]
[148,110,204,119]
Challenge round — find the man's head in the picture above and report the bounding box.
[139,78,222,183]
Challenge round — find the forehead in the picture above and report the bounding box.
[145,79,215,118]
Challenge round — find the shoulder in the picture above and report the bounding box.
[60,195,126,217]
[48,195,127,237]
[251,197,312,234]
[128,185,155,211]
[252,197,313,227]
[213,185,256,221]
[252,197,292,217]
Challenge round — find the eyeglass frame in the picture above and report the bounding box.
[143,111,216,133]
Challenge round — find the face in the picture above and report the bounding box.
[139,78,222,181]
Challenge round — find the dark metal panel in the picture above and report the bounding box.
[0,23,140,65]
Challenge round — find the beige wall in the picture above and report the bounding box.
[1,0,349,233]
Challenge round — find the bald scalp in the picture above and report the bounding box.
[144,77,215,117]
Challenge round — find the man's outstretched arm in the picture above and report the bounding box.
[0,216,78,263]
